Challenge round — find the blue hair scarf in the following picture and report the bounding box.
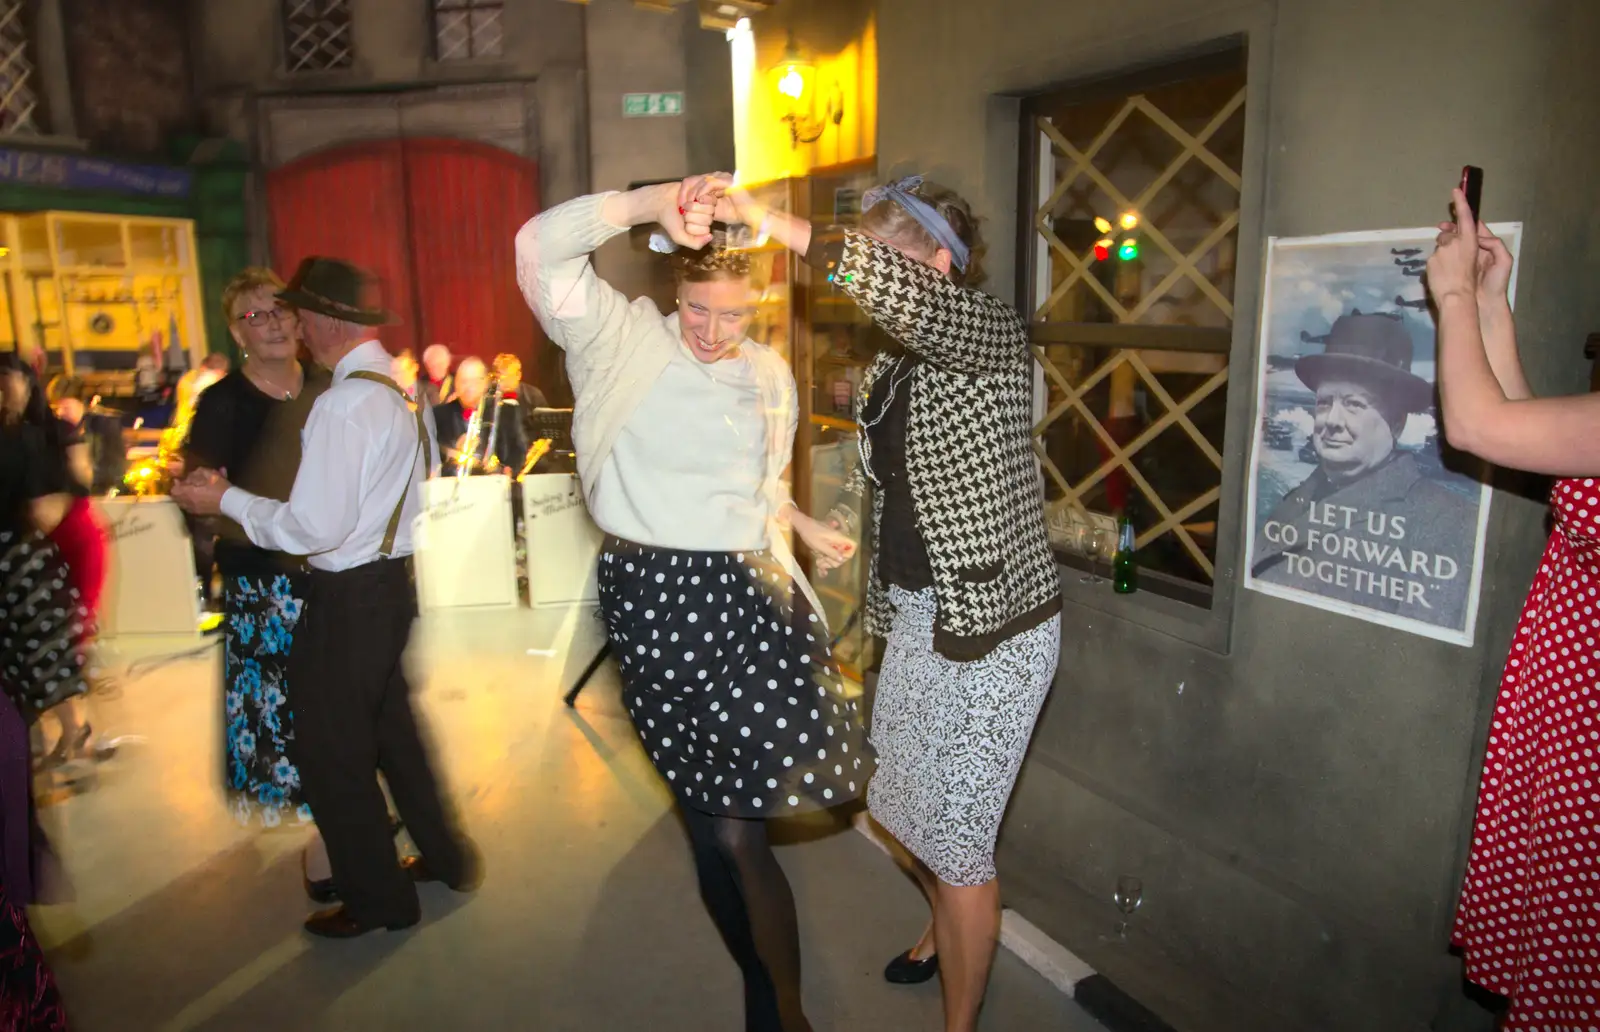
[861,175,970,273]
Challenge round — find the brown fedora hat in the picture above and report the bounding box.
[1295,311,1432,414]
[277,256,398,326]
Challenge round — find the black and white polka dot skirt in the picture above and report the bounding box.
[0,527,88,722]
[597,537,873,819]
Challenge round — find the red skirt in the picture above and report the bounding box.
[45,498,106,632]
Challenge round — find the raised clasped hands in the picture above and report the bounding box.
[672,173,761,245]
[170,466,232,515]
[1426,186,1514,305]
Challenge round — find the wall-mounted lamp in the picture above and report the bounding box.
[772,31,842,148]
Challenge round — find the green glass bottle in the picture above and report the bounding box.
[1112,517,1138,594]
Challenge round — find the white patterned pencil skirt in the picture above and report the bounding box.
[867,586,1061,887]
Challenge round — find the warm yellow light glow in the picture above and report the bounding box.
[1119,211,1140,230]
[1097,237,1115,250]
[733,12,876,183]
[777,66,806,100]
[1093,217,1112,235]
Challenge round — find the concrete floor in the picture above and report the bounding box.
[29,606,1108,1032]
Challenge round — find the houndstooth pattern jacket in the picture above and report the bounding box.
[822,233,1061,661]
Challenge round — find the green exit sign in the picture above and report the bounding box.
[622,92,685,117]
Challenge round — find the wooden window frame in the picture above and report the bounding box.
[1011,27,1274,653]
[431,0,506,63]
[282,0,355,74]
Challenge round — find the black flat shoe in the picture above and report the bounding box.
[884,949,939,984]
[303,905,416,939]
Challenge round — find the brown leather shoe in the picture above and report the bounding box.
[401,849,483,893]
[303,905,417,939]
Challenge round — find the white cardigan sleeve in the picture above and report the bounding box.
[514,193,634,360]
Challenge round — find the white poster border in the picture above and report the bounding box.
[1240,222,1522,647]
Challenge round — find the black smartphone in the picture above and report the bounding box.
[1460,165,1484,223]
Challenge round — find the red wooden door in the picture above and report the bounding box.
[266,138,542,370]
[265,140,420,356]
[403,139,540,369]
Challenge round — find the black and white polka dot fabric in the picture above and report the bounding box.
[598,537,873,818]
[0,528,88,722]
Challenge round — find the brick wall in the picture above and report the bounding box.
[62,0,196,156]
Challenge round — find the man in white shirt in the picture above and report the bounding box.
[174,257,479,938]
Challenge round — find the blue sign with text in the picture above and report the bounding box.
[0,148,192,198]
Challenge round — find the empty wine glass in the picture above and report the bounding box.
[1113,875,1144,940]
[1073,523,1100,583]
[1091,527,1116,584]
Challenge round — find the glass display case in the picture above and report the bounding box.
[741,160,883,680]
[0,212,208,384]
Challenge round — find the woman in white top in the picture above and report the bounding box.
[515,181,872,1032]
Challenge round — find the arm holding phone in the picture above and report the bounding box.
[1430,181,1600,475]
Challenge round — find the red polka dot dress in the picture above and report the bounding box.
[1455,478,1600,1031]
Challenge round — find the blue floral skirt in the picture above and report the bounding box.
[221,562,312,829]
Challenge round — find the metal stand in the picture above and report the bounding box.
[563,609,612,707]
[563,640,611,707]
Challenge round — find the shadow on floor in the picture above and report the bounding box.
[50,840,404,1032]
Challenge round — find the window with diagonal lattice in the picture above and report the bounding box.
[0,0,42,135]
[1020,49,1248,603]
[434,0,504,61]
[283,0,354,73]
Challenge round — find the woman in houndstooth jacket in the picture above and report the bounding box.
[689,172,1062,1032]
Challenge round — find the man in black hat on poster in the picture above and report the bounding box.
[1251,311,1477,630]
[174,257,480,938]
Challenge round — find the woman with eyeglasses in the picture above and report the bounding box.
[184,268,342,889]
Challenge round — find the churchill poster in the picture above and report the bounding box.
[1242,224,1521,646]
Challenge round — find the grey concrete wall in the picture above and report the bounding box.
[62,0,197,155]
[683,9,736,179]
[874,2,1600,1030]
[583,0,697,313]
[191,0,587,91]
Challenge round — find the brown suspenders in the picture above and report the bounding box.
[346,371,432,558]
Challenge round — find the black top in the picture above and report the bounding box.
[503,381,549,411]
[0,424,45,533]
[185,371,279,480]
[805,227,933,590]
[0,419,84,529]
[435,398,531,477]
[862,354,934,592]
[184,365,328,575]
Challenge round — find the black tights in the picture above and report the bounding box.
[680,805,811,1032]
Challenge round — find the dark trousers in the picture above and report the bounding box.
[287,558,465,928]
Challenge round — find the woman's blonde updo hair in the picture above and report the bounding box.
[860,179,984,286]
[669,228,772,290]
[671,246,753,284]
